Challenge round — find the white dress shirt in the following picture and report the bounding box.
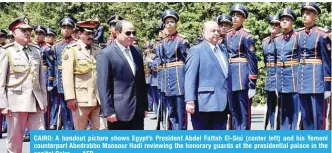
[116,40,136,75]
[206,41,228,75]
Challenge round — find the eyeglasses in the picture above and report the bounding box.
[124,31,136,36]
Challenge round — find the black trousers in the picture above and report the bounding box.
[107,112,144,130]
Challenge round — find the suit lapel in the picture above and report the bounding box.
[218,43,229,77]
[203,41,225,77]
[114,44,134,77]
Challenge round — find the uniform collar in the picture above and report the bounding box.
[78,39,92,50]
[62,36,74,43]
[305,24,316,34]
[14,41,26,51]
[168,31,178,41]
[283,29,294,40]
[233,25,243,33]
[38,41,46,47]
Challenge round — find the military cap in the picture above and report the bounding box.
[0,29,7,36]
[157,22,165,31]
[7,31,13,36]
[59,17,75,27]
[107,15,124,25]
[162,9,179,22]
[215,14,232,24]
[268,15,280,24]
[301,2,321,14]
[8,17,32,32]
[77,19,99,32]
[230,4,249,19]
[278,8,297,21]
[33,25,47,34]
[46,28,56,36]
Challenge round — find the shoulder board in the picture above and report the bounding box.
[317,27,329,33]
[93,44,101,49]
[2,43,14,49]
[65,43,77,49]
[263,36,270,41]
[243,28,251,33]
[28,43,40,49]
[297,27,305,32]
[246,34,253,39]
[177,34,186,39]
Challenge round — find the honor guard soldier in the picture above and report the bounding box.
[297,2,331,130]
[41,28,58,130]
[225,4,258,130]
[0,29,7,47]
[106,15,124,46]
[6,30,14,44]
[263,16,281,130]
[62,19,107,130]
[0,17,47,153]
[274,9,300,130]
[33,25,47,48]
[161,9,190,130]
[155,22,169,129]
[215,14,232,45]
[215,13,233,129]
[54,16,76,130]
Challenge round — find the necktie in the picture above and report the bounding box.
[125,48,135,75]
[23,46,29,60]
[214,47,227,75]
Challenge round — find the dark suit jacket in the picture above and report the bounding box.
[97,42,148,121]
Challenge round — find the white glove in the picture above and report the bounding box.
[324,91,331,99]
[47,87,53,91]
[248,89,256,99]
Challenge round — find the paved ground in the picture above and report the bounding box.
[0,106,267,152]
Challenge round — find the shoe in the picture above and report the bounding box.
[150,116,157,120]
[49,125,57,130]
[23,135,30,142]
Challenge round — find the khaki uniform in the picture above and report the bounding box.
[0,42,47,153]
[62,40,106,130]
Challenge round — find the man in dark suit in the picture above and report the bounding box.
[97,20,148,130]
[185,21,232,130]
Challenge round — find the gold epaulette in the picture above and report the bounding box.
[243,28,251,33]
[297,27,305,32]
[2,43,14,49]
[177,34,187,39]
[317,27,329,33]
[263,36,271,42]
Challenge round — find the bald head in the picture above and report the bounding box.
[202,21,220,45]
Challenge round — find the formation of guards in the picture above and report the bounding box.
[0,2,331,152]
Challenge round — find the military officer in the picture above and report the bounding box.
[54,16,76,130]
[0,17,47,153]
[225,4,258,130]
[273,9,300,130]
[106,15,124,46]
[215,13,232,45]
[62,19,107,130]
[297,2,331,130]
[161,9,190,130]
[41,28,58,130]
[262,16,281,130]
[33,25,47,48]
